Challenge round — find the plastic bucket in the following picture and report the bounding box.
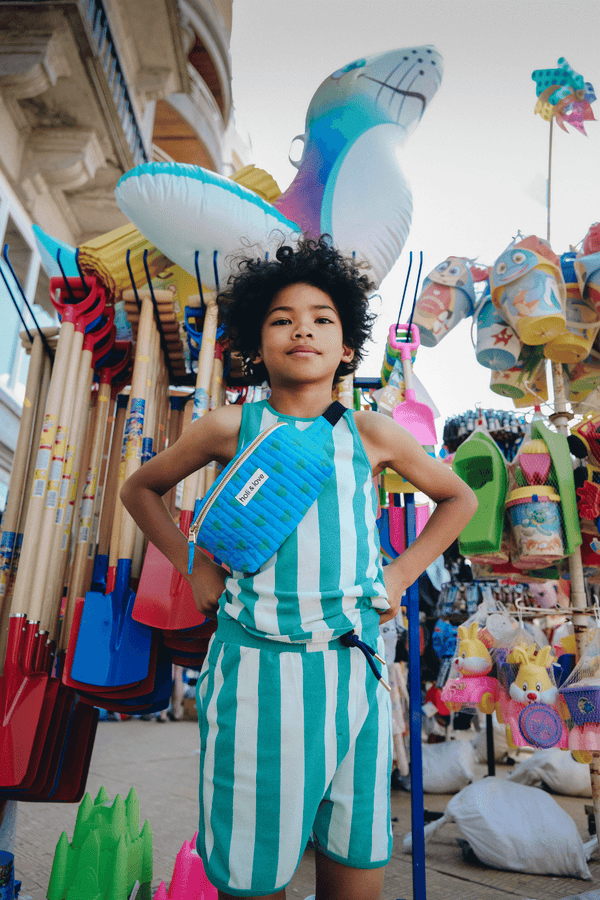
[565,353,600,401]
[490,245,566,345]
[544,257,600,363]
[413,257,476,347]
[574,250,600,312]
[490,349,548,407]
[506,486,564,569]
[475,291,521,370]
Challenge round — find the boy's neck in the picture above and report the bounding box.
[266,382,337,418]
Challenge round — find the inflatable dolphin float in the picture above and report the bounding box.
[114,45,443,288]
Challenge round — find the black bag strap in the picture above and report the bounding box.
[321,400,347,427]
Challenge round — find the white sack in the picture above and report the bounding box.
[404,778,594,879]
[422,739,475,793]
[507,748,593,797]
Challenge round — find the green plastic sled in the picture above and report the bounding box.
[452,431,508,556]
[531,421,581,557]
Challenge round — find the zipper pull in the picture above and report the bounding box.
[187,498,203,574]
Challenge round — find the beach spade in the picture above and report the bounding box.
[391,323,437,445]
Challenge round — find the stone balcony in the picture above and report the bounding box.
[0,0,231,245]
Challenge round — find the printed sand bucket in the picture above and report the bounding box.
[490,240,566,345]
[544,252,600,364]
[490,346,548,407]
[566,353,600,401]
[475,288,522,369]
[574,249,600,313]
[413,257,476,347]
[506,486,564,569]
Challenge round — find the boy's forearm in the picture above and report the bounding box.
[121,482,190,576]
[387,491,477,588]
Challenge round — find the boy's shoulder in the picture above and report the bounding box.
[352,408,393,437]
[183,403,243,466]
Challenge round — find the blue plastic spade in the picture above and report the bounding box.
[71,558,154,687]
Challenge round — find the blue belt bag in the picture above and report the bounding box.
[188,401,346,574]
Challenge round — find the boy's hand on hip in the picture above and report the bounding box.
[187,555,228,620]
[379,562,411,624]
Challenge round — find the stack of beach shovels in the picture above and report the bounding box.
[0,232,223,801]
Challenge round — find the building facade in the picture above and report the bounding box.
[0,0,248,508]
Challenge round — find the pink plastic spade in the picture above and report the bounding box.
[390,324,437,445]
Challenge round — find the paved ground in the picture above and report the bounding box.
[11,717,600,900]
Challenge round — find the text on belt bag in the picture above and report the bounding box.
[188,402,347,573]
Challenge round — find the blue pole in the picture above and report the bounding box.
[404,492,427,899]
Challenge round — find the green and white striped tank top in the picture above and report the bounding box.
[220,400,389,643]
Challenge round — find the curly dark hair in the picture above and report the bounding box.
[218,235,377,385]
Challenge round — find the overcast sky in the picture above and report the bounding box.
[230,0,600,431]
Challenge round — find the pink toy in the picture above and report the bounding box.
[153,883,169,900]
[441,674,499,714]
[441,623,499,713]
[568,723,600,755]
[496,645,568,748]
[168,833,217,900]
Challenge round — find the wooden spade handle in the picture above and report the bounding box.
[181,292,219,511]
[97,396,126,559]
[118,295,155,562]
[0,333,47,669]
[9,320,76,618]
[204,345,225,492]
[28,328,87,624]
[0,333,45,549]
[61,379,112,647]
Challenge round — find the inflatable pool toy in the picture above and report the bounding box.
[274,46,443,286]
[78,223,170,300]
[116,163,301,288]
[116,47,443,289]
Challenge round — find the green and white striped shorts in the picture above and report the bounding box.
[195,614,393,897]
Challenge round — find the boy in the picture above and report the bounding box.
[121,237,477,899]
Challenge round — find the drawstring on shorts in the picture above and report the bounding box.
[340,630,391,691]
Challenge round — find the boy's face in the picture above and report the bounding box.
[253,282,354,387]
